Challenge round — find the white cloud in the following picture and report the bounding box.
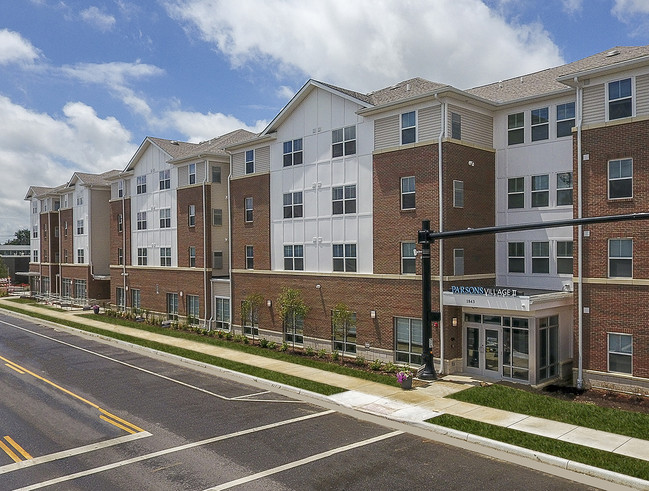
[0,96,136,241]
[0,29,41,65]
[561,0,583,14]
[80,6,116,32]
[165,0,564,92]
[163,109,266,142]
[276,85,296,101]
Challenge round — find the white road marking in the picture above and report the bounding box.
[205,430,404,490]
[14,410,335,490]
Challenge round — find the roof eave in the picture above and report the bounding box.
[558,54,649,87]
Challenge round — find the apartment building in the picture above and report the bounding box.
[25,170,118,303]
[106,130,253,327]
[228,46,649,393]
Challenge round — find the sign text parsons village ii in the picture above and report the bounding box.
[450,286,519,297]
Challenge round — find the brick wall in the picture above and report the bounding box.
[177,185,210,269]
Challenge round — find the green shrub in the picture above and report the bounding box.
[331,351,339,361]
[383,362,398,373]
[259,338,269,348]
[279,342,289,352]
[317,349,327,359]
[305,346,315,356]
[354,356,366,366]
[267,341,277,349]
[369,359,383,371]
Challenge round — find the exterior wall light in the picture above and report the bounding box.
[370,310,376,319]
[315,284,321,289]
[266,299,272,308]
[452,317,458,327]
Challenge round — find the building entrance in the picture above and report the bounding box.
[465,322,502,377]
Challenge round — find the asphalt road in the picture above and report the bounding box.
[0,311,602,490]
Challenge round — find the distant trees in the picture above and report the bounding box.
[5,228,30,245]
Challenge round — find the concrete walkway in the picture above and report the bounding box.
[1,298,648,488]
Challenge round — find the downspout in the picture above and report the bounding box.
[435,93,446,375]
[227,169,232,332]
[575,77,584,389]
[58,207,62,296]
[202,163,209,329]
[122,179,126,309]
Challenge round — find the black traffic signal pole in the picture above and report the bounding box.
[417,212,649,381]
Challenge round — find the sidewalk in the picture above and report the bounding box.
[2,298,648,487]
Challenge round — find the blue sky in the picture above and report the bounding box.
[1,0,649,242]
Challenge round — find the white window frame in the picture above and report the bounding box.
[189,163,196,185]
[212,208,222,227]
[333,243,356,272]
[244,197,253,222]
[332,184,356,215]
[508,177,524,209]
[531,241,549,274]
[531,107,549,141]
[332,125,356,157]
[508,112,524,145]
[283,244,304,271]
[454,248,464,276]
[508,242,525,273]
[137,211,147,230]
[557,172,573,206]
[160,208,171,228]
[77,248,85,264]
[401,111,416,144]
[401,176,415,210]
[136,175,147,194]
[607,77,633,121]
[401,242,416,275]
[556,241,573,275]
[283,191,303,219]
[159,169,171,190]
[608,158,633,199]
[245,150,254,174]
[608,333,632,374]
[283,139,303,167]
[531,174,549,208]
[160,247,172,267]
[245,245,254,269]
[189,246,196,267]
[76,219,84,235]
[609,238,632,278]
[453,180,464,208]
[188,204,196,227]
[137,247,147,266]
[556,102,575,138]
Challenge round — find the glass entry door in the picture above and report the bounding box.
[465,325,502,377]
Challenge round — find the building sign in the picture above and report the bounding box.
[450,286,519,297]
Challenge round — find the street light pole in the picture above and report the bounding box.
[418,220,437,380]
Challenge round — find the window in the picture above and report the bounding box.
[63,249,68,263]
[159,169,170,190]
[213,251,223,270]
[117,248,123,265]
[557,102,575,137]
[77,248,85,264]
[137,247,147,266]
[54,226,59,238]
[189,246,196,267]
[283,138,303,166]
[451,112,461,140]
[74,279,87,299]
[284,312,304,345]
[395,317,422,365]
[557,172,573,205]
[332,125,356,157]
[333,243,356,272]
[454,248,464,276]
[189,163,196,185]
[117,213,123,232]
[609,238,632,278]
[62,278,72,298]
[332,185,356,214]
[401,242,416,274]
[502,317,529,381]
[608,78,632,120]
[401,111,416,144]
[64,221,68,237]
[136,175,147,194]
[284,245,304,271]
[508,177,524,209]
[160,208,171,228]
[608,158,632,199]
[245,150,254,174]
[215,297,230,331]
[188,204,196,226]
[244,197,253,222]
[283,192,303,218]
[531,174,549,207]
[532,241,549,273]
[401,176,415,210]
[508,112,524,145]
[187,295,200,325]
[76,219,84,235]
[245,246,254,269]
[160,247,171,267]
[131,289,141,310]
[117,180,124,198]
[32,225,37,238]
[212,165,222,183]
[608,333,632,374]
[166,293,179,321]
[137,211,147,230]
[531,107,549,141]
[116,287,125,311]
[33,250,38,263]
[332,309,356,354]
[508,242,524,273]
[242,298,258,336]
[213,209,222,226]
[557,241,573,275]
[75,196,82,206]
[453,180,464,208]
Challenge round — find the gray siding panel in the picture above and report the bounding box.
[374,114,399,150]
[232,152,245,178]
[448,105,493,148]
[636,74,649,116]
[419,106,441,142]
[255,146,270,173]
[583,84,605,125]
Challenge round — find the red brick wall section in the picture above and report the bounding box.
[60,209,73,265]
[109,199,131,267]
[177,185,210,268]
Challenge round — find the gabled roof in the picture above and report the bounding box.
[67,169,120,188]
[24,185,54,200]
[168,129,257,163]
[366,77,450,105]
[124,137,198,172]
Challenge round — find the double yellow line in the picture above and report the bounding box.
[0,436,32,463]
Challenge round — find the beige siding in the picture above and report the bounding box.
[255,146,270,173]
[583,84,605,125]
[211,280,230,297]
[196,161,207,183]
[178,165,189,187]
[448,105,493,148]
[418,106,441,142]
[636,74,649,116]
[374,114,399,150]
[232,152,245,178]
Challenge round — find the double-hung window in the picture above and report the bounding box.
[531,174,549,207]
[283,192,303,218]
[453,180,464,208]
[508,177,524,209]
[609,238,632,278]
[77,219,84,235]
[508,112,524,145]
[131,289,141,310]
[556,102,575,137]
[608,333,632,374]
[333,244,356,272]
[401,242,416,274]
[212,165,222,183]
[77,248,85,264]
[395,317,422,365]
[212,208,222,226]
[160,208,171,228]
[137,211,147,230]
[245,245,254,269]
[117,213,123,232]
[215,298,231,331]
[117,181,124,198]
[213,251,223,270]
[508,242,525,273]
[332,185,356,214]
[137,247,147,265]
[284,245,304,271]
[608,78,632,120]
[160,247,171,267]
[136,175,146,194]
[454,248,465,276]
[531,107,549,141]
[608,158,632,199]
[332,126,356,157]
[557,172,573,205]
[117,247,123,265]
[188,204,196,226]
[189,246,196,267]
[283,139,303,166]
[451,112,461,140]
[187,295,200,325]
[557,241,573,274]
[189,163,196,184]
[532,241,549,273]
[401,176,415,210]
[244,197,253,222]
[159,170,170,190]
[245,150,254,174]
[401,111,416,144]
